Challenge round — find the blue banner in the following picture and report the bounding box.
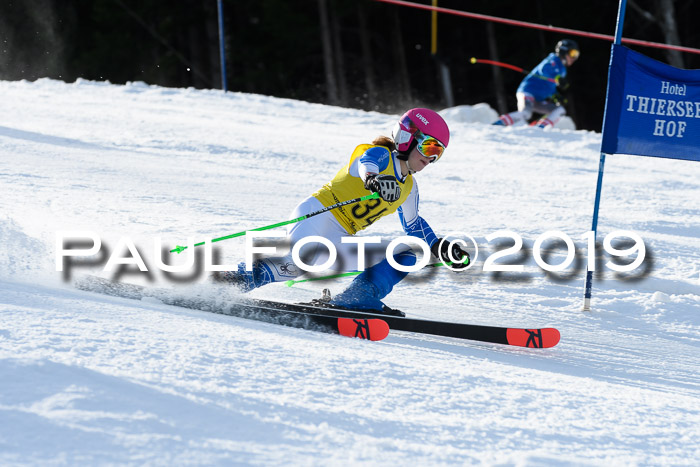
[601,45,700,162]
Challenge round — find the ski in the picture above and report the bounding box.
[74,276,389,342]
[74,276,559,348]
[241,299,560,349]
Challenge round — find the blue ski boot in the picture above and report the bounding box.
[213,260,274,292]
[329,250,416,317]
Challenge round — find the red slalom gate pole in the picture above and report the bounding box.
[470,57,557,83]
[470,57,527,73]
[375,0,700,56]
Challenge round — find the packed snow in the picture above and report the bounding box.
[1,78,699,465]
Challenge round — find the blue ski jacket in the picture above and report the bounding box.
[517,53,566,102]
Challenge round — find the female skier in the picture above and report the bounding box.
[217,108,469,315]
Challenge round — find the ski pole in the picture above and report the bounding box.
[470,57,557,83]
[284,260,453,287]
[170,192,381,254]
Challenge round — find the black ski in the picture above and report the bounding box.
[73,276,389,341]
[74,276,559,348]
[244,299,560,348]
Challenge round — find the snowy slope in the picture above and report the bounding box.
[1,78,699,465]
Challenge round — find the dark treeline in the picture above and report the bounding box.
[1,0,698,131]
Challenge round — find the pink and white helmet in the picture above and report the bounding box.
[392,108,450,157]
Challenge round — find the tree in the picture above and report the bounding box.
[317,0,339,105]
[628,0,684,68]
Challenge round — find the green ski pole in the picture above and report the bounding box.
[170,192,380,254]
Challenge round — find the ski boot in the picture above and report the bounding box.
[327,250,416,317]
[212,261,274,292]
[493,115,514,126]
[324,282,405,317]
[535,117,554,129]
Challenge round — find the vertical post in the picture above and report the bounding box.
[430,0,437,56]
[430,1,454,107]
[486,22,507,114]
[583,153,606,311]
[582,0,627,311]
[614,0,628,44]
[217,0,228,92]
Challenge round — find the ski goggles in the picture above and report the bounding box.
[567,49,580,60]
[415,131,445,163]
[396,114,446,162]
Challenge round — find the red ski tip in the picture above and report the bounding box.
[506,328,560,348]
[337,318,389,341]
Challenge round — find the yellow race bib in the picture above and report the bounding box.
[312,144,413,234]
